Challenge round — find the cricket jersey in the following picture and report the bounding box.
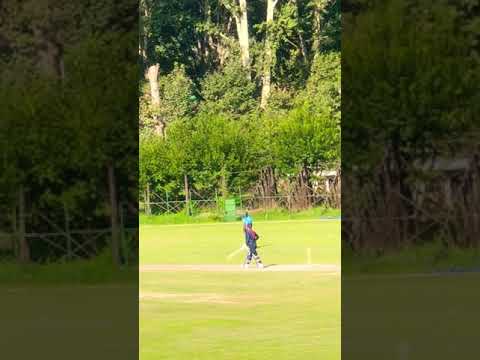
[243,215,252,226]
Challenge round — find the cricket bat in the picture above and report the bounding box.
[226,244,248,260]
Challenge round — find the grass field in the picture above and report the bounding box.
[140,220,340,265]
[341,242,480,359]
[0,254,137,359]
[1,284,137,359]
[140,219,341,360]
[140,207,341,225]
[343,272,480,359]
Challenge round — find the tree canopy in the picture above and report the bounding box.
[140,0,341,203]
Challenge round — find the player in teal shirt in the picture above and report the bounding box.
[242,211,263,269]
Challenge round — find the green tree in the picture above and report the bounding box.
[200,58,257,116]
[298,51,340,123]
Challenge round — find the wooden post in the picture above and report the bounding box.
[18,186,30,263]
[145,183,151,215]
[288,186,292,219]
[119,203,127,265]
[166,191,169,213]
[239,187,243,211]
[12,205,18,258]
[64,203,72,260]
[108,164,121,266]
[184,174,190,216]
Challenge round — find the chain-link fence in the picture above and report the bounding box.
[140,167,341,218]
[140,192,340,220]
[342,152,480,251]
[0,200,138,264]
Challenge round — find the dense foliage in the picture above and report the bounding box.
[343,0,480,251]
[0,1,138,263]
[140,0,341,202]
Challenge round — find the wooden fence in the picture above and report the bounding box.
[140,192,335,216]
[0,201,137,264]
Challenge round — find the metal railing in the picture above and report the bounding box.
[140,193,339,217]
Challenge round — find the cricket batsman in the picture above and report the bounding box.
[242,211,263,269]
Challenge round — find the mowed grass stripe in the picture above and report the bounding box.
[140,220,341,360]
[140,271,340,360]
[140,221,340,265]
[140,218,339,228]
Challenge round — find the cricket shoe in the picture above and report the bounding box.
[242,263,249,269]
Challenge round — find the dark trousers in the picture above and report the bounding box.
[245,239,261,263]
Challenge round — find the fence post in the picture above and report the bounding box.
[107,164,121,266]
[64,203,72,260]
[12,204,18,258]
[145,183,151,215]
[263,193,267,220]
[166,191,169,213]
[18,186,30,263]
[184,174,190,216]
[238,187,243,211]
[288,187,292,219]
[215,189,219,216]
[119,203,127,265]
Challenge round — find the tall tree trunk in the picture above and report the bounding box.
[146,63,165,137]
[141,1,165,136]
[223,0,251,77]
[108,163,121,266]
[146,64,160,105]
[204,0,211,61]
[312,0,326,53]
[292,0,308,61]
[33,26,64,79]
[260,0,279,109]
[238,0,251,74]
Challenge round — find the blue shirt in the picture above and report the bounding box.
[242,215,252,226]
